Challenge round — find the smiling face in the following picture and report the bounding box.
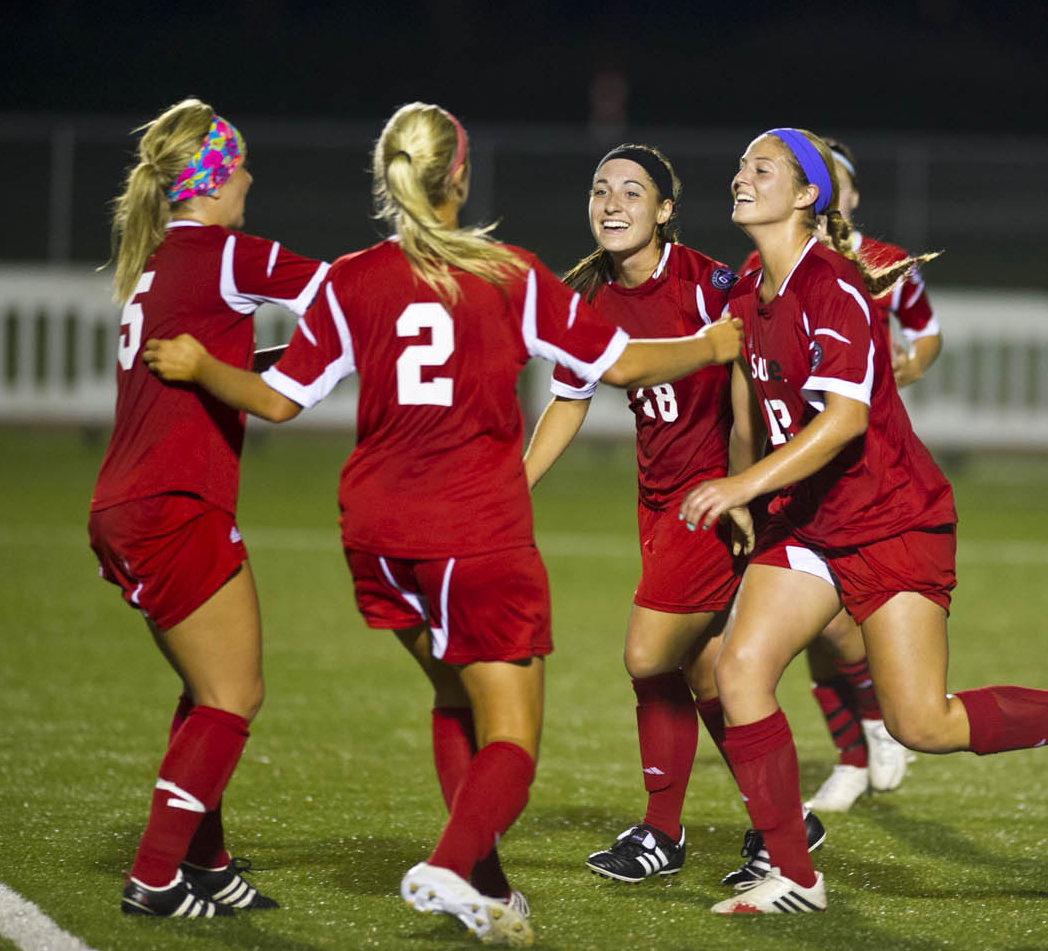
[589,158,672,272]
[730,134,818,235]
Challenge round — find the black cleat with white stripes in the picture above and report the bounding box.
[720,809,826,890]
[585,823,685,883]
[121,869,234,917]
[180,857,279,910]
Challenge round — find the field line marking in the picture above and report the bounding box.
[0,882,98,951]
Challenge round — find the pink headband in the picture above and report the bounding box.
[444,110,469,183]
[165,115,245,203]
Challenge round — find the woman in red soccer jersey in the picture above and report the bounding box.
[679,127,1048,914]
[523,144,824,885]
[737,137,944,813]
[88,98,329,917]
[141,102,742,945]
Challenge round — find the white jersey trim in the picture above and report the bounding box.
[260,281,355,409]
[652,242,673,280]
[219,235,330,316]
[777,237,818,296]
[694,283,713,326]
[521,268,629,385]
[801,278,875,408]
[550,377,598,400]
[899,314,941,342]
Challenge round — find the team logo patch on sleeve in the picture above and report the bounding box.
[711,267,737,290]
[809,340,824,371]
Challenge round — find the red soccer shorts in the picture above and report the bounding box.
[633,501,741,614]
[88,494,247,631]
[750,516,956,624]
[346,545,553,665]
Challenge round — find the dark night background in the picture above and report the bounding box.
[5,0,1047,131]
[3,1,1047,283]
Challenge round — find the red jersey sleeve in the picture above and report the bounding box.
[225,232,330,315]
[261,274,356,408]
[796,268,877,408]
[521,259,628,385]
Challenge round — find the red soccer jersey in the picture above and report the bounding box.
[91,221,328,515]
[551,243,736,509]
[262,239,629,559]
[731,237,955,548]
[738,233,938,342]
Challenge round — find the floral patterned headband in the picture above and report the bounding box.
[165,115,245,203]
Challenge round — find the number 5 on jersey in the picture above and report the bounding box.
[396,302,454,406]
[118,271,155,371]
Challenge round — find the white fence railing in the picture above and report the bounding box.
[1,266,1047,449]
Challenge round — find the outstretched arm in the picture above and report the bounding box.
[142,334,302,423]
[680,390,868,531]
[601,314,742,389]
[524,396,591,489]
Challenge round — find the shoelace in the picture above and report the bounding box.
[739,829,762,860]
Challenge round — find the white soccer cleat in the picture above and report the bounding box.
[711,868,827,914]
[500,889,530,918]
[804,763,870,812]
[401,862,533,947]
[862,718,909,791]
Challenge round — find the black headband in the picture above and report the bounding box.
[596,146,674,203]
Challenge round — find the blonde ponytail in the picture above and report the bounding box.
[781,129,941,297]
[108,98,215,303]
[372,103,526,304]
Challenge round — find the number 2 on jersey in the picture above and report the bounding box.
[396,302,454,406]
[118,271,154,371]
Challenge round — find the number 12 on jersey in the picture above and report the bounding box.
[396,302,454,406]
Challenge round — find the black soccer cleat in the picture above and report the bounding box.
[720,810,826,890]
[121,869,234,917]
[180,857,279,910]
[585,823,686,883]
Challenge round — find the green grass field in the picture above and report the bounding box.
[1,426,1047,951]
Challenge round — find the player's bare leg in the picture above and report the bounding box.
[125,564,271,916]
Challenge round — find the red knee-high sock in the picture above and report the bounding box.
[723,710,815,887]
[956,686,1048,754]
[431,707,510,898]
[836,658,882,720]
[695,696,732,772]
[131,706,249,886]
[167,695,230,869]
[432,706,475,807]
[634,672,697,840]
[812,678,867,768]
[428,742,535,881]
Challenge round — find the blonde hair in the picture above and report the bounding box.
[782,129,939,297]
[107,98,217,303]
[372,102,526,304]
[563,143,682,301]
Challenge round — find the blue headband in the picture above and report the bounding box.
[766,128,833,214]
